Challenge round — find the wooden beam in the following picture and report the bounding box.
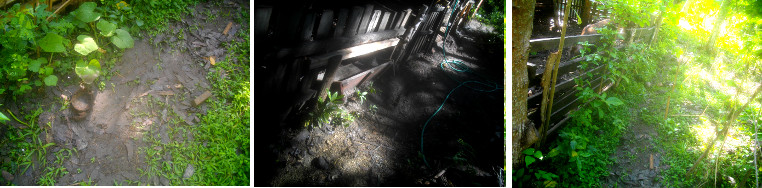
[529,34,602,53]
[274,28,405,60]
[309,38,399,70]
[315,9,334,40]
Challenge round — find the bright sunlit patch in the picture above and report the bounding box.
[678,18,694,31]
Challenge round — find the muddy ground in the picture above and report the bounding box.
[0,0,248,185]
[256,19,505,186]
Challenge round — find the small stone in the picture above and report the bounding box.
[161,177,170,186]
[183,164,195,179]
[312,156,330,170]
[2,170,13,181]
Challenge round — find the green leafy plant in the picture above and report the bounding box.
[75,59,101,84]
[306,90,345,128]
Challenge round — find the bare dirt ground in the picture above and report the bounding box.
[258,19,505,186]
[1,0,247,185]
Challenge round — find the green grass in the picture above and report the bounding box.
[133,3,250,185]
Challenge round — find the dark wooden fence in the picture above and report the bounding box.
[255,1,460,124]
[526,27,656,135]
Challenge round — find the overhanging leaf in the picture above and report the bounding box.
[110,29,134,49]
[29,58,45,73]
[605,97,624,106]
[0,112,8,123]
[74,35,98,56]
[39,33,65,52]
[73,2,100,23]
[97,20,116,37]
[43,75,58,86]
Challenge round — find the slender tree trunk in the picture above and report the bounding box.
[512,0,535,165]
[705,0,731,53]
[581,0,592,25]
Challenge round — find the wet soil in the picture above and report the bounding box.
[0,0,247,185]
[256,20,505,186]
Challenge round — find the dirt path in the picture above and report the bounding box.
[259,20,504,186]
[3,1,247,185]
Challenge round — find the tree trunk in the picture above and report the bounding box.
[705,0,731,53]
[581,0,592,25]
[512,0,535,165]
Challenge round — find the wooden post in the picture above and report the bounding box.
[254,6,273,40]
[301,11,317,42]
[367,10,382,33]
[315,55,345,101]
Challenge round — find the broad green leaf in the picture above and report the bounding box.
[533,150,543,159]
[74,35,98,56]
[43,75,58,86]
[523,148,535,155]
[75,59,101,84]
[39,33,65,52]
[73,2,100,23]
[605,97,624,106]
[111,29,134,49]
[29,58,45,73]
[0,112,8,123]
[97,20,116,37]
[525,156,536,167]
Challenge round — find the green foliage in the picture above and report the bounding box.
[73,2,101,23]
[110,29,134,49]
[75,59,101,84]
[306,90,349,128]
[39,33,66,52]
[513,148,559,187]
[74,35,98,55]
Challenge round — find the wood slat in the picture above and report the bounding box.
[378,11,391,31]
[529,34,602,53]
[345,6,364,36]
[367,10,382,33]
[358,4,374,34]
[334,8,349,37]
[315,9,334,40]
[399,9,412,29]
[301,11,317,42]
[254,6,272,39]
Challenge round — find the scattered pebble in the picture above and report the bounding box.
[183,164,195,179]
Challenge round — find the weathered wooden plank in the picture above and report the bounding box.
[527,64,605,108]
[285,59,303,94]
[378,11,391,31]
[399,9,412,29]
[366,10,382,33]
[315,9,334,40]
[309,38,400,70]
[274,28,406,60]
[345,6,364,36]
[332,61,390,95]
[358,4,374,34]
[275,7,304,44]
[301,11,317,42]
[254,6,272,39]
[529,34,602,53]
[334,8,349,37]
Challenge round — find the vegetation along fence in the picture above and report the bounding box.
[526,27,656,136]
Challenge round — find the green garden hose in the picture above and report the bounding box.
[420,0,502,168]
